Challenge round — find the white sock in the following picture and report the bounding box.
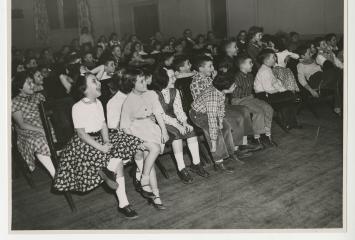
[265,127,271,136]
[174,151,185,171]
[187,138,200,165]
[215,159,223,164]
[135,158,144,180]
[107,158,121,173]
[234,146,239,151]
[116,176,129,208]
[254,134,260,139]
[242,136,248,145]
[36,154,55,178]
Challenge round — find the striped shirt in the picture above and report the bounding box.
[191,86,225,141]
[232,71,254,99]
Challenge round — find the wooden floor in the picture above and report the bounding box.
[11,103,343,230]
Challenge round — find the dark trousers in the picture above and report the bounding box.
[189,109,234,162]
[256,91,298,127]
[308,64,342,108]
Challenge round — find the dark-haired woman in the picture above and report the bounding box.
[152,68,209,184]
[53,73,144,219]
[11,72,56,178]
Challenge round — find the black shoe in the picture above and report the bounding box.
[148,196,167,210]
[250,138,265,150]
[190,163,210,178]
[118,205,139,219]
[228,154,245,166]
[261,135,278,147]
[234,150,253,159]
[134,179,156,199]
[177,168,193,184]
[239,142,263,152]
[214,162,234,174]
[98,167,119,190]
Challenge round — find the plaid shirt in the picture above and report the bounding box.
[190,72,213,100]
[191,86,225,141]
[232,71,254,99]
[12,92,46,129]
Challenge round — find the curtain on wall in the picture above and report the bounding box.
[76,0,93,34]
[33,0,50,45]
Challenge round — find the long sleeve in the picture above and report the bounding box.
[205,92,219,141]
[173,90,188,123]
[119,97,133,130]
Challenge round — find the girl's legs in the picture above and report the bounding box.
[36,154,55,178]
[172,139,185,171]
[140,142,160,193]
[149,165,162,204]
[134,150,144,181]
[113,159,129,208]
[186,136,201,165]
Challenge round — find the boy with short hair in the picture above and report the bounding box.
[254,49,299,131]
[232,54,275,147]
[190,73,238,174]
[190,56,260,162]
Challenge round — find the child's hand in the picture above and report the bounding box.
[177,125,187,135]
[162,129,169,143]
[101,143,112,153]
[310,89,319,98]
[183,122,194,132]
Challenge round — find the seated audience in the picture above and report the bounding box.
[152,67,210,183]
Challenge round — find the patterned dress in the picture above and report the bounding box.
[11,93,50,171]
[273,66,300,92]
[53,99,144,193]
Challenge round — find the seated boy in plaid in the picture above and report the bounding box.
[190,73,241,174]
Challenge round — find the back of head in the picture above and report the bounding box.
[257,48,275,65]
[173,55,189,72]
[212,71,235,91]
[152,67,169,91]
[192,55,213,71]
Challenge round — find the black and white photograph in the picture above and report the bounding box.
[6,0,353,236]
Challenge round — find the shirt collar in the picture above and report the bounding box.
[82,97,96,103]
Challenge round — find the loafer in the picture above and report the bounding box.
[177,168,193,184]
[190,163,210,178]
[239,142,263,152]
[214,162,234,174]
[228,154,245,166]
[261,135,278,147]
[98,167,119,190]
[118,205,139,219]
[234,150,253,159]
[148,196,167,210]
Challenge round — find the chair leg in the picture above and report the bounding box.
[155,158,169,179]
[64,192,77,212]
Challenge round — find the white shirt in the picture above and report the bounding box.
[275,50,300,68]
[254,64,287,94]
[106,91,128,129]
[72,98,105,133]
[296,62,322,87]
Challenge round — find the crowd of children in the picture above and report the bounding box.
[11,26,343,219]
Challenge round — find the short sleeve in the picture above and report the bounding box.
[11,98,21,114]
[72,103,86,129]
[97,100,106,123]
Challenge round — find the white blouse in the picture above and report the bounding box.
[72,98,105,133]
[106,91,128,129]
[254,64,287,94]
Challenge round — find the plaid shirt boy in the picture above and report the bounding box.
[191,86,225,141]
[190,72,213,100]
